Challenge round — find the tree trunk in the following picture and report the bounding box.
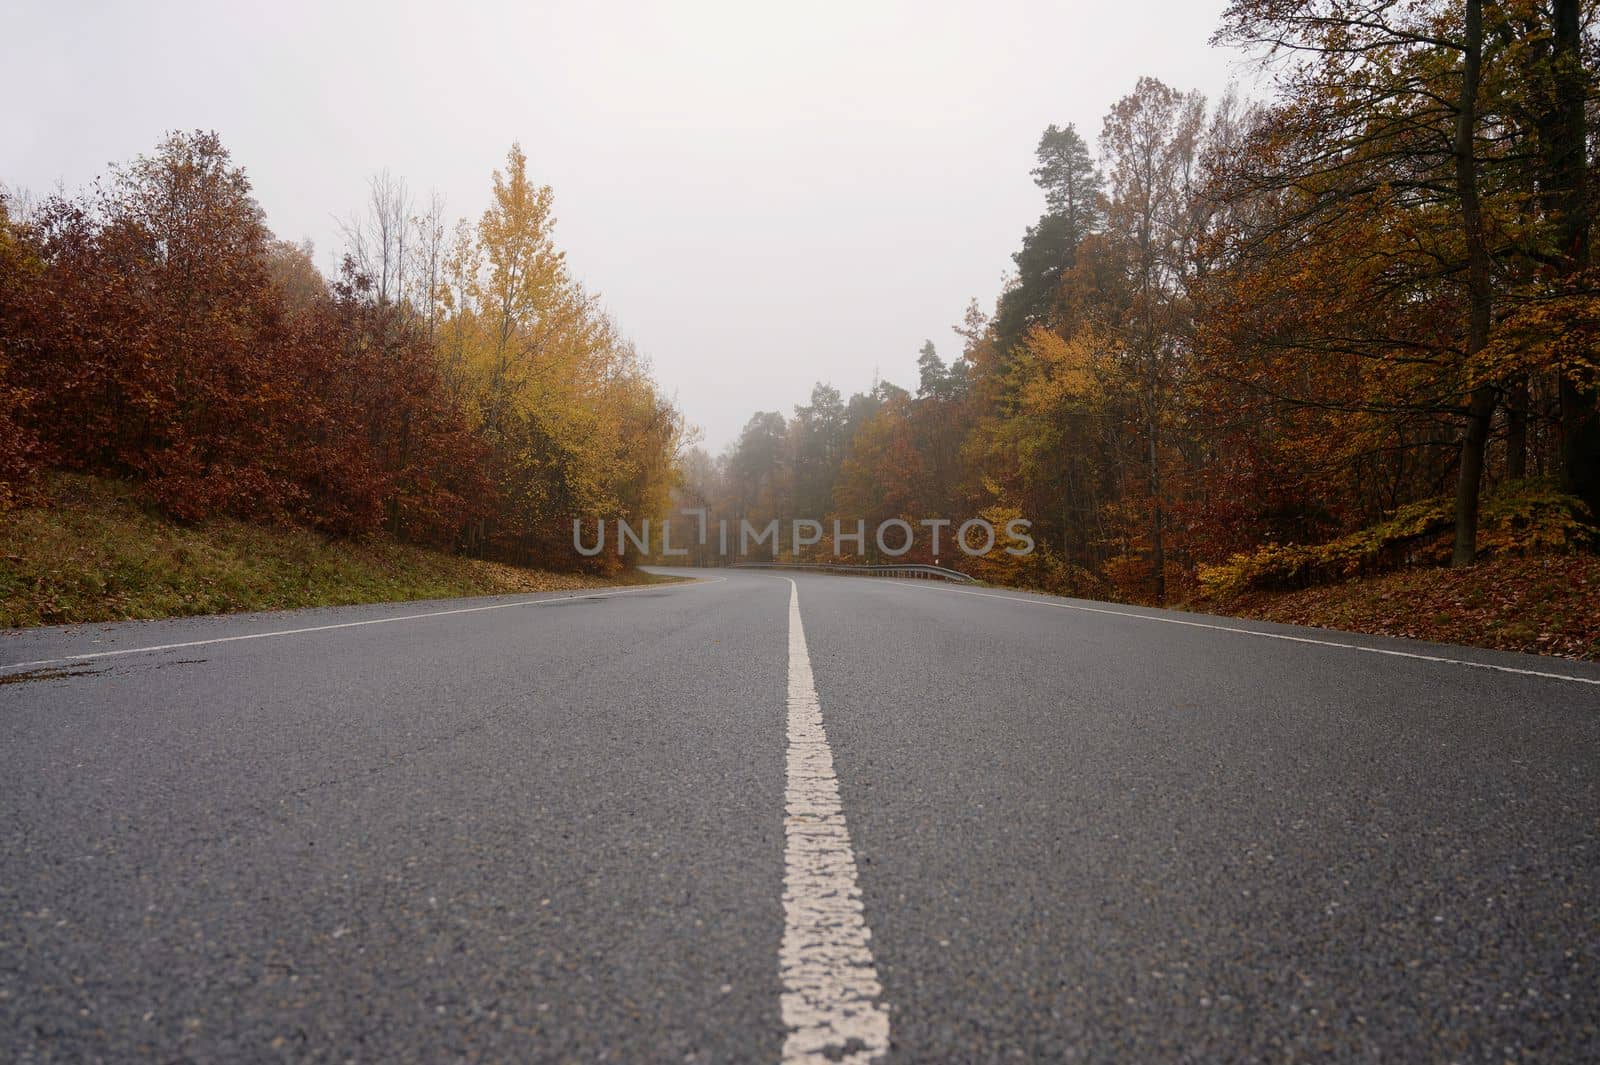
[1148,414,1166,604]
[1454,385,1497,566]
[1452,0,1493,568]
[1507,375,1528,479]
[1561,378,1600,513]
[1550,0,1600,515]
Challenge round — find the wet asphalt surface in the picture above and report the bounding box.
[2,569,1597,1062]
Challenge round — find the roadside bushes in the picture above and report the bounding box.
[0,366,37,511]
[0,201,42,510]
[3,133,682,570]
[1198,481,1597,600]
[0,133,486,543]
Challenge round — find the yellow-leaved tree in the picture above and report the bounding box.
[437,144,682,566]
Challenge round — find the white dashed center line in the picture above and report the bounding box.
[779,577,890,1063]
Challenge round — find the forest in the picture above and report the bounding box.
[3,0,1599,622]
[0,135,681,572]
[677,0,1600,605]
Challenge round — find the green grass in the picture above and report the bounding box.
[0,474,673,628]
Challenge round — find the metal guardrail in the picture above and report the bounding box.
[729,560,978,584]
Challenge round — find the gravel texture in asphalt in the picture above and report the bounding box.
[2,569,1597,1062]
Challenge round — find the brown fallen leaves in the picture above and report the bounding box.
[1220,555,1600,661]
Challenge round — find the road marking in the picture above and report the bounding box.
[898,583,1600,687]
[780,577,890,1064]
[0,577,726,674]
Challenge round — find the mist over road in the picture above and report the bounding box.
[3,569,1597,1062]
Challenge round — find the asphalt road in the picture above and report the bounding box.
[2,568,1597,1062]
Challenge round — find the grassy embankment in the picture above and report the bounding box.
[0,474,671,628]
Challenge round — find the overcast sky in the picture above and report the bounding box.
[5,0,1246,451]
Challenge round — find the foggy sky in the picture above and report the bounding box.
[4,0,1242,451]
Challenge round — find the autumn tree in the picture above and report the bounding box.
[791,383,848,520]
[424,144,682,564]
[728,410,790,540]
[1097,77,1209,601]
[0,192,43,507]
[340,169,412,309]
[993,124,1106,357]
[1212,0,1561,564]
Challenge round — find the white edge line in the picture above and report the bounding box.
[884,581,1600,688]
[0,576,727,674]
